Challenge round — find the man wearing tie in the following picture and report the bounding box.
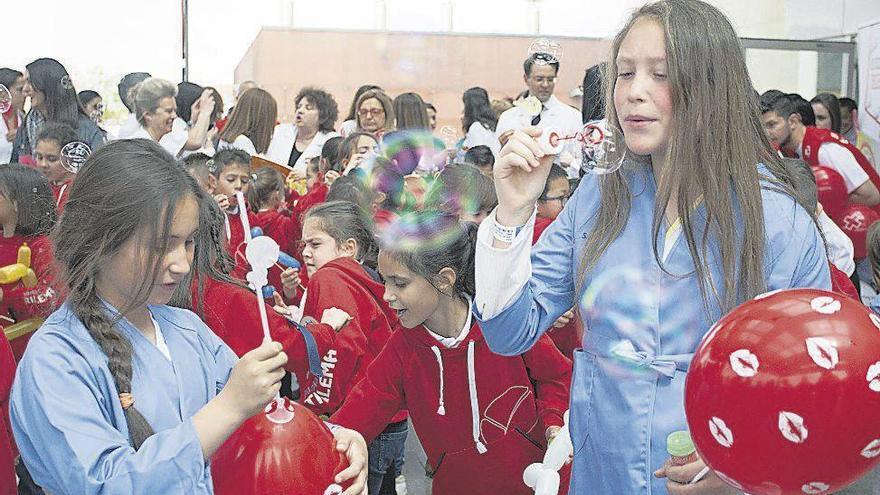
[496,52,583,177]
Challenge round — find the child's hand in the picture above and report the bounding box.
[654,458,738,494]
[545,425,573,465]
[214,194,230,211]
[321,307,352,332]
[280,267,301,299]
[272,292,292,318]
[552,308,574,328]
[331,427,369,494]
[324,170,341,186]
[218,341,287,420]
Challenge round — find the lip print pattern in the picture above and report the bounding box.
[861,439,880,459]
[810,296,841,315]
[709,417,734,448]
[801,482,830,494]
[867,362,880,392]
[778,411,809,444]
[729,349,760,378]
[805,338,839,370]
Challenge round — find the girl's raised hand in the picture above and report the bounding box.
[321,307,353,332]
[214,194,230,211]
[280,267,301,299]
[654,457,738,495]
[218,341,288,420]
[494,127,556,227]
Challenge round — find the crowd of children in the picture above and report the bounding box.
[2,0,880,494]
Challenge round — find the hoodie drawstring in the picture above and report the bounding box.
[224,214,231,241]
[431,346,446,416]
[468,341,487,454]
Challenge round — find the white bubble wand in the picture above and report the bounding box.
[241,195,295,423]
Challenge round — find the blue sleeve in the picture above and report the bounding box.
[476,184,583,357]
[763,190,832,291]
[10,332,209,494]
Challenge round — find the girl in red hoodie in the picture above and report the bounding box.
[171,194,352,397]
[33,123,78,213]
[206,149,261,278]
[296,200,407,494]
[0,165,61,324]
[331,212,573,495]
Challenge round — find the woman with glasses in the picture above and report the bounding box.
[266,87,339,177]
[354,89,395,140]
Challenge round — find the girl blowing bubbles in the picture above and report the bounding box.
[9,139,367,494]
[476,1,829,493]
[330,213,572,495]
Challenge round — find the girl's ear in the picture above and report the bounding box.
[206,174,218,193]
[435,267,458,297]
[340,237,359,258]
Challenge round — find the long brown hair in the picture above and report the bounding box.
[583,0,793,313]
[53,139,202,449]
[219,88,277,154]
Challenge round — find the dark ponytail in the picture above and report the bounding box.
[304,200,378,269]
[379,210,478,299]
[53,138,200,449]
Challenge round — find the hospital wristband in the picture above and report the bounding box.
[493,218,525,244]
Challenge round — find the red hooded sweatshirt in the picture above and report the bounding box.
[252,209,304,303]
[331,320,572,495]
[299,257,405,423]
[191,276,338,385]
[0,332,16,495]
[224,207,264,280]
[285,182,329,257]
[0,235,60,322]
[50,180,72,214]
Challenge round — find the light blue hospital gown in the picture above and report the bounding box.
[10,302,237,494]
[476,162,831,494]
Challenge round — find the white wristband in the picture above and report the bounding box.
[493,218,524,244]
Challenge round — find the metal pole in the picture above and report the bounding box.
[181,0,189,82]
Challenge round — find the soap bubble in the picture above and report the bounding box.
[579,120,626,175]
[60,142,91,174]
[0,85,11,114]
[527,38,563,65]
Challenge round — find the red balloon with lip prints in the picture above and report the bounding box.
[685,288,880,495]
[212,397,350,495]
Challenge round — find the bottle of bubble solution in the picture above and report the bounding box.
[667,431,698,466]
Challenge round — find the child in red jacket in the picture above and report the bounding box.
[331,213,573,495]
[295,200,407,494]
[205,149,262,279]
[0,165,61,323]
[33,123,78,214]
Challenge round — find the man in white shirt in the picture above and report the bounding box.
[762,93,880,207]
[496,53,583,178]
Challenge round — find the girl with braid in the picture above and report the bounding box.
[8,139,368,494]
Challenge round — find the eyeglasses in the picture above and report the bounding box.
[539,194,568,205]
[358,108,385,117]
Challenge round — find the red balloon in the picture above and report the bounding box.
[838,204,880,259]
[811,165,847,222]
[685,288,880,495]
[212,397,350,495]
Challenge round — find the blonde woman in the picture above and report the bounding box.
[131,77,215,158]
